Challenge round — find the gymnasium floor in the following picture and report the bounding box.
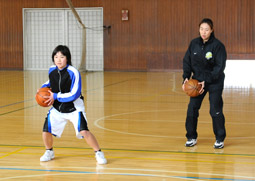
[0,69,254,180]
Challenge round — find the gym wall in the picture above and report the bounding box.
[0,0,254,71]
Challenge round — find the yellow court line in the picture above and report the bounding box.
[106,149,255,159]
[99,156,255,165]
[0,147,27,159]
[1,145,255,158]
[0,146,254,165]
[1,144,255,158]
[4,150,255,166]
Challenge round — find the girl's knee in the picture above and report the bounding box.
[80,130,90,137]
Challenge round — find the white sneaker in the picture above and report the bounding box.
[40,150,54,162]
[95,151,107,164]
[185,139,197,147]
[214,140,224,149]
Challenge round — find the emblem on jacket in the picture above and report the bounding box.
[205,52,212,60]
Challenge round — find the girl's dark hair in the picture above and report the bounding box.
[199,18,214,30]
[52,45,72,65]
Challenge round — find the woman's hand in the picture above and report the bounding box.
[182,78,188,91]
[198,81,205,94]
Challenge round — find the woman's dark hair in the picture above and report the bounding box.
[52,45,72,65]
[199,18,214,30]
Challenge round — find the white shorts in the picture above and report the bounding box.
[43,107,89,139]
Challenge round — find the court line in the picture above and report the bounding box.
[0,105,36,116]
[84,78,139,93]
[106,118,255,125]
[0,147,27,159]
[0,168,203,181]
[0,144,255,158]
[94,110,255,139]
[4,151,254,165]
[2,166,254,180]
[0,145,254,179]
[0,167,254,181]
[2,152,255,166]
[0,78,137,112]
[0,96,253,118]
[0,99,33,109]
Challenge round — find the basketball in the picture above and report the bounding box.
[184,79,202,97]
[35,87,52,107]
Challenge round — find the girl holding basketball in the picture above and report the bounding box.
[39,45,107,164]
[182,18,227,149]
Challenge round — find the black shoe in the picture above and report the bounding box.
[214,140,224,149]
[185,139,197,147]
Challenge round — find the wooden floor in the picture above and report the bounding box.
[0,70,254,181]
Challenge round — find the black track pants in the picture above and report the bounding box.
[185,84,226,142]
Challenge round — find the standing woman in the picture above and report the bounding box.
[182,18,227,149]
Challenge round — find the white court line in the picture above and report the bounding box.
[0,166,254,180]
[94,109,255,139]
[0,170,203,181]
[106,118,255,125]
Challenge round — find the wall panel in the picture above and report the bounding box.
[0,0,254,71]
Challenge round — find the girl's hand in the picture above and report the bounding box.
[44,90,54,106]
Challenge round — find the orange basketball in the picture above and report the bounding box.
[184,79,202,97]
[35,87,52,107]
